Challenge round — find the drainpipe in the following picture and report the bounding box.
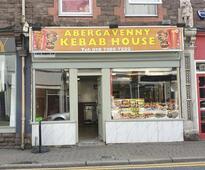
[22,0,25,24]
[21,56,25,150]
[21,0,26,150]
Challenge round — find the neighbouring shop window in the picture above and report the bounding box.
[196,63,205,72]
[0,55,16,127]
[35,69,70,121]
[59,0,92,16]
[125,0,157,16]
[111,68,180,120]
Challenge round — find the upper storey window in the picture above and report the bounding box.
[59,0,92,16]
[125,0,162,16]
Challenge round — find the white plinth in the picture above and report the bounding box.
[106,120,183,143]
[31,121,76,146]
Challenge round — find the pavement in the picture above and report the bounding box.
[0,141,205,169]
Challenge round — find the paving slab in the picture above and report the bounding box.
[0,142,205,169]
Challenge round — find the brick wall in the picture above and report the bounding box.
[0,133,20,149]
[163,0,205,27]
[1,0,205,29]
[0,0,21,30]
[0,134,31,149]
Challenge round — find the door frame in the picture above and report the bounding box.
[77,69,103,142]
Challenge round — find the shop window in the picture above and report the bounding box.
[35,69,70,121]
[59,0,92,16]
[125,0,158,16]
[0,55,16,127]
[111,68,180,120]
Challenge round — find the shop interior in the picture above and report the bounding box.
[35,69,70,121]
[35,69,101,141]
[111,68,179,120]
[78,76,99,141]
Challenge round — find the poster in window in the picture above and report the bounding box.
[62,0,90,13]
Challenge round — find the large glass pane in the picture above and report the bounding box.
[201,111,205,121]
[200,88,205,99]
[35,69,70,121]
[0,55,16,127]
[111,68,179,120]
[60,0,92,16]
[201,123,205,133]
[125,0,157,16]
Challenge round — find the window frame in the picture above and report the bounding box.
[0,54,16,131]
[33,69,70,122]
[111,67,181,120]
[125,0,158,17]
[58,0,93,17]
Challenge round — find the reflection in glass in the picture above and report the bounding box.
[35,69,70,121]
[111,68,179,120]
[199,77,205,87]
[0,55,16,127]
[62,0,90,13]
[200,100,205,109]
[125,0,157,16]
[200,88,205,99]
[201,124,205,133]
[201,111,205,121]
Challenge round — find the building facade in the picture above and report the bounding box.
[0,0,204,148]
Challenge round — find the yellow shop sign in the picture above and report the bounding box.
[31,26,183,53]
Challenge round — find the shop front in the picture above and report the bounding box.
[30,26,184,146]
[195,31,205,139]
[0,37,16,133]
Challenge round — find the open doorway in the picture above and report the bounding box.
[78,76,102,142]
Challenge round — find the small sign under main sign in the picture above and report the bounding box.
[33,53,56,58]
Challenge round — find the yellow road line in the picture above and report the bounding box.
[19,161,205,170]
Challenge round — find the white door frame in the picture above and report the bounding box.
[77,69,102,141]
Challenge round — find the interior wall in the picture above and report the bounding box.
[78,77,97,103]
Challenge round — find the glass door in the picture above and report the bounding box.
[197,75,205,138]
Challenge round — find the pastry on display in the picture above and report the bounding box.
[121,99,130,108]
[167,110,179,118]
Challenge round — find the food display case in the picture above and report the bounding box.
[111,98,179,120]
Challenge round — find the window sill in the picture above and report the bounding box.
[58,14,93,17]
[107,118,184,122]
[0,127,16,133]
[31,120,75,125]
